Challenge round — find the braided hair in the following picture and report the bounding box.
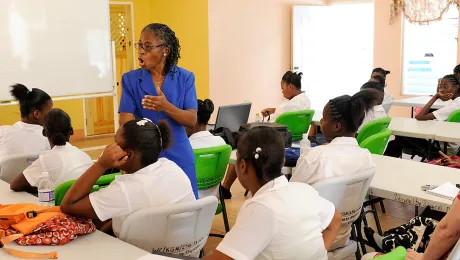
[281,71,303,89]
[327,89,382,134]
[142,23,181,78]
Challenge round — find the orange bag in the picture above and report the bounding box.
[0,204,95,259]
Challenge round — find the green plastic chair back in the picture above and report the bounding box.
[194,145,232,190]
[54,172,121,206]
[374,246,406,260]
[275,110,315,141]
[357,117,392,145]
[448,109,460,123]
[360,128,392,155]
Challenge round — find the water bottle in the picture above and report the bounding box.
[300,134,311,155]
[255,113,262,123]
[38,172,55,206]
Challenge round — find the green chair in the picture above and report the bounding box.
[54,173,121,206]
[447,109,460,123]
[373,246,406,260]
[360,128,392,155]
[357,117,392,145]
[275,110,315,141]
[194,145,232,237]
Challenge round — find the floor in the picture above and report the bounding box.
[74,136,418,260]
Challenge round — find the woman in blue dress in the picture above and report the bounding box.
[119,23,198,197]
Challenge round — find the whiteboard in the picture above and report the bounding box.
[0,0,113,101]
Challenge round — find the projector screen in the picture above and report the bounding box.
[0,0,113,101]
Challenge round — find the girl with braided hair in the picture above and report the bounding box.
[119,23,199,198]
[291,89,379,250]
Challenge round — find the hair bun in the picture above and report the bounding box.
[203,99,214,114]
[10,84,31,101]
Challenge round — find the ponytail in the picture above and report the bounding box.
[197,99,215,125]
[10,84,52,118]
[43,108,72,146]
[328,89,382,134]
[282,71,303,89]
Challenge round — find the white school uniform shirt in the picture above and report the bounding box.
[291,137,375,249]
[89,158,195,236]
[271,92,311,122]
[358,105,387,132]
[433,97,460,153]
[189,131,226,199]
[383,89,394,104]
[216,176,335,260]
[0,121,50,158]
[23,142,93,187]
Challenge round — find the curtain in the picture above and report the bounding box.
[391,0,460,24]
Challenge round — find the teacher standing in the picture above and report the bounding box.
[119,23,198,198]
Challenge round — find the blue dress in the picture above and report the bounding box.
[119,66,198,198]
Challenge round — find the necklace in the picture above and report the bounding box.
[153,79,164,84]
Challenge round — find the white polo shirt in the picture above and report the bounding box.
[89,158,195,236]
[189,131,226,199]
[0,121,50,158]
[433,97,460,121]
[291,137,375,249]
[23,142,93,187]
[358,105,387,132]
[216,176,335,260]
[271,92,311,122]
[383,90,394,104]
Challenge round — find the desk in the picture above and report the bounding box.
[433,121,460,143]
[228,153,457,212]
[0,180,149,260]
[388,117,438,139]
[392,96,447,110]
[311,110,322,126]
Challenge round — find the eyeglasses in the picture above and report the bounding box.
[134,43,165,52]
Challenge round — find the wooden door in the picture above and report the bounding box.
[85,3,134,136]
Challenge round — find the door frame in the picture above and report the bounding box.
[83,1,136,138]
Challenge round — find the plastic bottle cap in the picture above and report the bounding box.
[42,172,49,178]
[303,134,309,139]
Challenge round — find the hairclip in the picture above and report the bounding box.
[137,118,153,126]
[254,147,262,159]
[155,124,163,148]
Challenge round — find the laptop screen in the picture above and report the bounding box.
[214,103,252,132]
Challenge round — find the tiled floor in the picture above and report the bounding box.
[74,136,418,259]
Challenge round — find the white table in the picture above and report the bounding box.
[311,110,322,126]
[228,153,457,212]
[0,180,149,260]
[388,117,438,139]
[392,96,448,110]
[433,121,460,143]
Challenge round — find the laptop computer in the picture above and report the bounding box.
[214,103,252,132]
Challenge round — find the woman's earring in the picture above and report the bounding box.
[163,53,167,57]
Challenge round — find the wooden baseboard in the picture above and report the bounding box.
[70,129,85,141]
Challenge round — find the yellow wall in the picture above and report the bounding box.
[0,0,210,134]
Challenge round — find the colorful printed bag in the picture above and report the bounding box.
[0,203,96,259]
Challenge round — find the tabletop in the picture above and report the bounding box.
[0,180,149,260]
[388,117,438,139]
[392,96,448,110]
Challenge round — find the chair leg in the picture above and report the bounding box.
[415,206,419,216]
[370,202,383,235]
[219,185,230,233]
[199,249,205,258]
[244,190,249,197]
[379,200,386,214]
[410,154,416,159]
[351,223,362,260]
[356,212,367,255]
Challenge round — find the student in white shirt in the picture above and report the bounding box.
[187,99,226,199]
[60,119,195,236]
[385,74,460,157]
[261,71,311,122]
[203,127,341,260]
[291,89,378,250]
[10,108,93,193]
[371,68,394,105]
[220,71,311,199]
[358,81,387,132]
[0,84,53,158]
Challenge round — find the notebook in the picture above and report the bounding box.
[426,182,460,200]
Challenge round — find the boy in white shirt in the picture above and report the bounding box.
[0,84,53,158]
[371,68,394,105]
[221,71,311,199]
[187,99,226,199]
[10,108,93,193]
[358,81,388,132]
[291,90,379,250]
[60,119,195,239]
[203,127,341,260]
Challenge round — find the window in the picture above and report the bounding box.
[402,7,459,95]
[292,3,374,110]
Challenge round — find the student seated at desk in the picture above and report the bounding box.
[220,71,311,199]
[384,74,460,158]
[187,99,225,199]
[291,90,378,250]
[60,119,195,237]
[371,67,394,105]
[358,81,387,132]
[203,127,341,260]
[10,108,93,193]
[0,84,53,158]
